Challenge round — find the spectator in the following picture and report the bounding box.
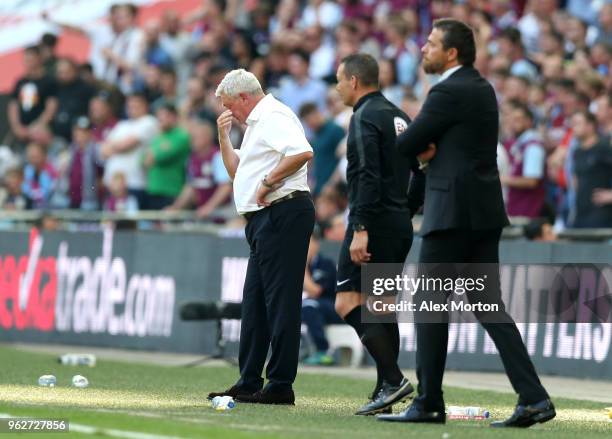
[179,76,216,125]
[44,3,144,93]
[8,46,57,147]
[67,117,101,210]
[302,25,336,80]
[151,67,179,113]
[277,49,328,114]
[594,92,612,137]
[299,102,345,196]
[167,120,232,218]
[301,227,342,365]
[496,28,539,81]
[501,103,547,218]
[587,2,612,47]
[523,218,558,241]
[104,172,138,212]
[53,57,97,141]
[89,92,119,144]
[22,143,57,209]
[159,10,192,98]
[143,104,190,209]
[101,93,159,206]
[39,33,59,76]
[382,16,420,86]
[517,0,558,54]
[299,0,343,33]
[570,111,612,228]
[142,20,174,69]
[490,0,518,36]
[0,168,32,210]
[379,58,404,107]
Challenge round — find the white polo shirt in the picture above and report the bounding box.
[233,94,312,215]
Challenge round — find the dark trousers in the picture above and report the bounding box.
[414,228,549,411]
[236,196,315,393]
[301,297,343,352]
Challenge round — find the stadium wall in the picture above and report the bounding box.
[0,229,610,380]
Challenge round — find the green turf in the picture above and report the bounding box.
[0,346,610,438]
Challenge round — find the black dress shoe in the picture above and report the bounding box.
[235,389,295,405]
[377,403,446,423]
[207,385,256,401]
[355,378,414,416]
[490,399,556,428]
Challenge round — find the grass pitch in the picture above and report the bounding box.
[0,346,610,438]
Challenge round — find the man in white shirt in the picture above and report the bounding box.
[208,69,315,405]
[101,93,159,206]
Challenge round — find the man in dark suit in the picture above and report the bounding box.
[377,19,556,428]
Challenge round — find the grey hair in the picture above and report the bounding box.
[215,69,264,98]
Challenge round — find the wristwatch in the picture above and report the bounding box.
[353,224,367,232]
[261,175,275,189]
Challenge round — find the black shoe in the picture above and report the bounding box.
[355,378,414,416]
[235,389,295,405]
[207,385,256,401]
[490,399,556,428]
[377,403,446,423]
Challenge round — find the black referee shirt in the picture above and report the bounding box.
[346,91,425,236]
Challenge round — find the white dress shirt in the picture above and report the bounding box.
[439,65,463,83]
[233,94,312,215]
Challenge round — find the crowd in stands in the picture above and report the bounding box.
[1,0,611,235]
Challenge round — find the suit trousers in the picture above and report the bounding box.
[236,196,315,393]
[413,228,549,411]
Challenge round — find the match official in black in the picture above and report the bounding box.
[334,53,425,415]
[378,19,555,427]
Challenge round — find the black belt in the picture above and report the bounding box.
[242,191,311,221]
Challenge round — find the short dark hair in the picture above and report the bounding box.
[512,102,534,121]
[499,27,522,46]
[524,218,548,240]
[24,45,41,56]
[340,53,379,88]
[41,33,58,48]
[432,18,476,66]
[573,110,598,128]
[299,102,318,119]
[158,103,178,115]
[290,49,310,65]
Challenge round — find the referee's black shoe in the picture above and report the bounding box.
[490,399,556,428]
[376,403,446,423]
[355,378,414,415]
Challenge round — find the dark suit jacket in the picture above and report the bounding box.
[396,65,510,236]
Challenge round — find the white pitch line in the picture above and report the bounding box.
[0,414,187,439]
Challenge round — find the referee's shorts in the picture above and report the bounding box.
[336,227,413,294]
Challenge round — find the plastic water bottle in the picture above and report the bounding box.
[72,375,89,388]
[447,406,489,420]
[38,375,57,387]
[211,396,236,411]
[58,354,96,367]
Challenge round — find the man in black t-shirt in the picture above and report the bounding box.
[334,54,425,416]
[8,46,57,147]
[571,111,612,228]
[53,58,96,141]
